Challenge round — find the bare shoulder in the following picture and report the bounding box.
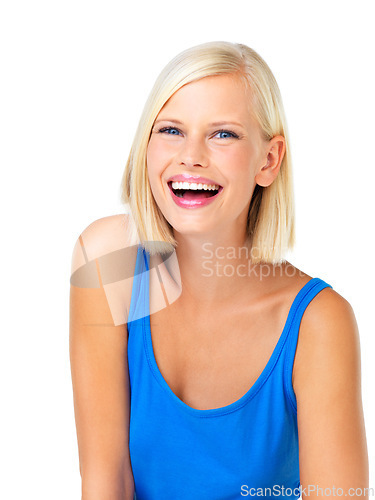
[293,283,361,396]
[70,213,140,327]
[70,213,139,274]
[298,285,358,354]
[271,261,361,391]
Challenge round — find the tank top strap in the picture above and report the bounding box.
[127,245,150,328]
[283,277,333,413]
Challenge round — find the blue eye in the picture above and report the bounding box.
[215,130,239,139]
[158,127,239,139]
[158,127,181,135]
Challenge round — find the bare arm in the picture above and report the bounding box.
[294,288,369,499]
[69,216,135,500]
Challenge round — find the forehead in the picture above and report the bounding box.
[157,73,254,125]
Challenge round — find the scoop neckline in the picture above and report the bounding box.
[141,249,320,417]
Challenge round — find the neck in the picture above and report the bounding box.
[171,226,263,309]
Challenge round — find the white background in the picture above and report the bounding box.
[1,0,374,497]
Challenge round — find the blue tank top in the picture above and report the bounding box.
[127,245,333,499]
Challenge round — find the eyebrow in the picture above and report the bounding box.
[154,119,245,128]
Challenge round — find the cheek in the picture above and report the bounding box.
[222,148,258,203]
[147,137,172,167]
[146,141,169,201]
[146,140,157,170]
[222,146,257,180]
[146,141,164,183]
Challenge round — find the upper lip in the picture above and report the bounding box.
[166,173,222,186]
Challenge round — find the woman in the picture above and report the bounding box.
[69,41,369,499]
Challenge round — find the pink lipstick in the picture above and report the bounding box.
[166,175,224,209]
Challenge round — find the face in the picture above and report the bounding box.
[146,73,282,241]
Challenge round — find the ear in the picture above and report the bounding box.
[255,135,286,187]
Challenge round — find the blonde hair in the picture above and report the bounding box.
[120,41,295,264]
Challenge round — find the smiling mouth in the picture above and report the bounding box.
[167,181,223,199]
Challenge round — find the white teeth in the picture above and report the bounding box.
[171,181,220,191]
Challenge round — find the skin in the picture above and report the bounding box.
[69,73,369,498]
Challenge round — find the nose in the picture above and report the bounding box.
[177,134,208,169]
